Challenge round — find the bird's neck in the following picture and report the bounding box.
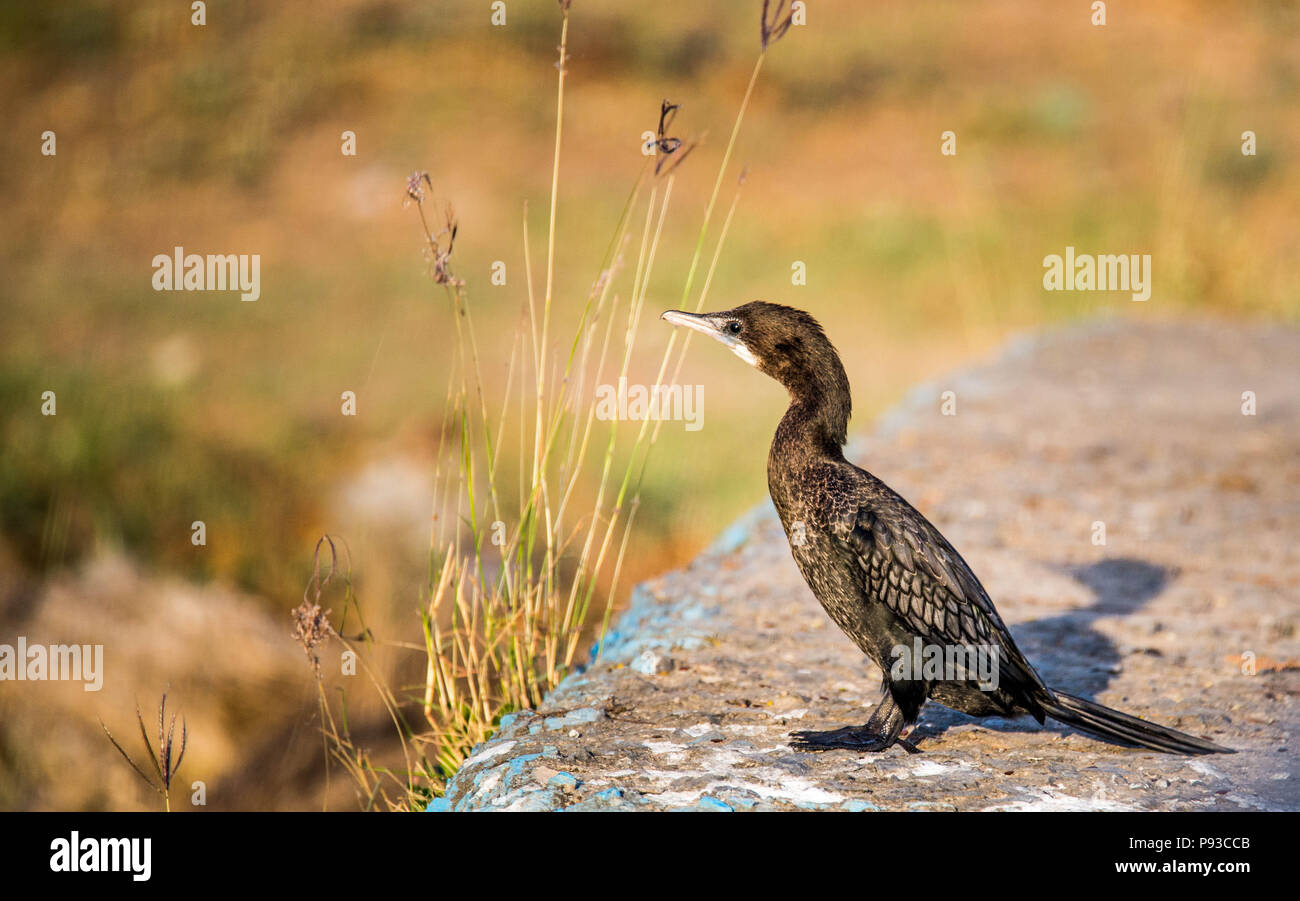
[773,397,848,462]
[780,347,851,444]
[768,364,852,487]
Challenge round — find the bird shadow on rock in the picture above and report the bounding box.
[906,557,1172,746]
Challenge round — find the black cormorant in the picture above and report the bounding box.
[663,301,1232,755]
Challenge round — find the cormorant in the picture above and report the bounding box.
[662,301,1232,755]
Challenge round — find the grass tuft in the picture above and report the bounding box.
[295,0,790,810]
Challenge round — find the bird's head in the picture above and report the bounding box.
[661,301,852,444]
[661,301,843,390]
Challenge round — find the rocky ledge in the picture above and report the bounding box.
[431,318,1299,812]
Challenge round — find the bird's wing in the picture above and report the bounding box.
[827,469,1051,697]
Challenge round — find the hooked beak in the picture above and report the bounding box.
[661,310,758,367]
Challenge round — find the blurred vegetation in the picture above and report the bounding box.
[1,0,1296,809]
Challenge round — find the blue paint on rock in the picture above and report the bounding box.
[697,796,733,812]
[841,800,880,812]
[711,520,751,555]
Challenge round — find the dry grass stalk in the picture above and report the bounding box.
[99,692,188,812]
[296,1,789,810]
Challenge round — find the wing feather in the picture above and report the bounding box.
[829,472,1050,697]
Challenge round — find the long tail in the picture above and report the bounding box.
[1040,690,1234,755]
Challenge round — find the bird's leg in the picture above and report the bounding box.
[790,691,919,753]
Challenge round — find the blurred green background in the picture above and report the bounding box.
[0,0,1296,809]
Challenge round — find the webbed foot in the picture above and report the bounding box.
[789,690,920,754]
[789,725,920,754]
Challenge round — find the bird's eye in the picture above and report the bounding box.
[726,321,742,335]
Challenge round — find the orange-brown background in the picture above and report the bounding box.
[0,0,1295,809]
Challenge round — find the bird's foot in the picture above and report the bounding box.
[789,726,921,754]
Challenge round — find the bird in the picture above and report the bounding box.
[662,301,1233,755]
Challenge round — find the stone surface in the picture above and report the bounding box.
[435,319,1300,812]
